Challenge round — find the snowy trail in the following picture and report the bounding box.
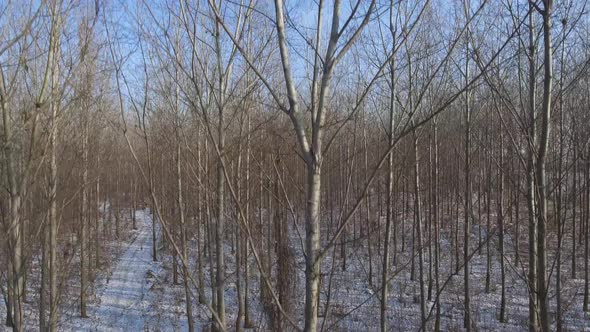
[70,209,157,331]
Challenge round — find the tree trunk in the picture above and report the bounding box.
[536,3,553,330]
[514,170,521,266]
[244,111,254,328]
[433,118,441,331]
[498,129,506,323]
[572,141,577,279]
[584,152,590,312]
[380,27,396,328]
[304,163,322,332]
[196,128,206,305]
[463,22,471,328]
[556,22,566,330]
[527,5,539,329]
[177,132,194,331]
[235,145,244,332]
[48,13,62,329]
[80,113,89,318]
[413,128,427,328]
[213,16,226,329]
[39,221,48,331]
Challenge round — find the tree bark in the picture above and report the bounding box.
[527,4,539,329]
[536,2,553,330]
[463,13,472,327]
[380,17,396,328]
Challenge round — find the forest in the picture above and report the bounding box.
[1,0,590,331]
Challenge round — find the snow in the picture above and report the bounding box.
[3,205,590,331]
[64,209,180,332]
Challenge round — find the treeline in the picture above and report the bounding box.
[1,0,590,331]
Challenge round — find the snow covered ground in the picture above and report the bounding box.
[64,209,165,331]
[3,206,590,331]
